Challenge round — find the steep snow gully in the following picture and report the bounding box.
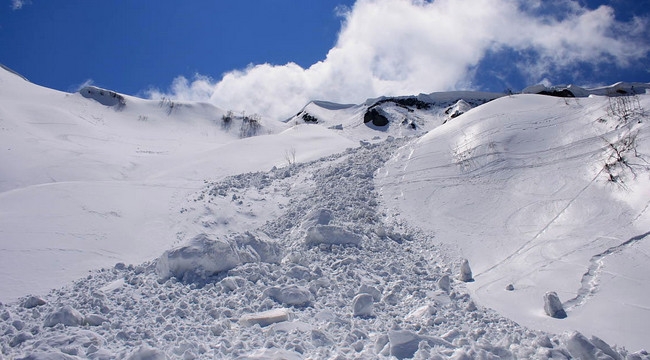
[2,138,648,359]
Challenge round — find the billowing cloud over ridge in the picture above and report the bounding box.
[148,0,650,120]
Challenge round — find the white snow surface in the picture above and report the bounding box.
[1,66,650,358]
[379,92,650,351]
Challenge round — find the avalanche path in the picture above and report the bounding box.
[2,137,646,359]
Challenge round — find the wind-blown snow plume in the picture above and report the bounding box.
[150,0,649,120]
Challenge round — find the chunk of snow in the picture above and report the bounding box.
[43,305,84,327]
[126,346,168,360]
[264,285,313,307]
[300,208,333,229]
[544,291,567,319]
[565,331,616,360]
[239,308,291,327]
[352,293,374,317]
[438,274,451,291]
[22,295,46,309]
[84,314,109,326]
[239,348,303,360]
[304,225,362,247]
[231,232,283,264]
[156,233,282,281]
[459,259,473,282]
[388,330,422,359]
[9,331,33,347]
[156,234,241,281]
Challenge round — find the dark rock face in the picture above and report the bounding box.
[79,86,126,107]
[301,112,318,123]
[538,89,575,98]
[364,108,389,127]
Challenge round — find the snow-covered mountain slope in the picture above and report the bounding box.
[2,64,650,358]
[288,91,504,141]
[0,67,354,303]
[378,92,650,350]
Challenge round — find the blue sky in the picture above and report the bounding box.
[1,0,649,120]
[0,1,354,93]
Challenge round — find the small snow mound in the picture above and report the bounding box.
[239,308,291,327]
[43,305,84,327]
[79,86,126,108]
[304,225,362,247]
[544,291,567,319]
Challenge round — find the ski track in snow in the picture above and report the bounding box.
[564,230,650,311]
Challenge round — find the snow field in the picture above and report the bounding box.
[378,92,650,350]
[2,138,647,359]
[3,67,650,358]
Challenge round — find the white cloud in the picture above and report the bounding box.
[151,0,649,121]
[11,0,31,10]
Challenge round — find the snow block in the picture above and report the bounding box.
[84,314,109,326]
[22,295,46,309]
[459,259,473,282]
[301,208,333,229]
[352,293,374,317]
[264,285,313,307]
[544,291,567,319]
[156,234,241,281]
[565,331,618,360]
[438,274,451,291]
[43,305,84,327]
[231,232,283,264]
[388,330,422,360]
[305,225,362,247]
[156,233,283,281]
[127,346,168,360]
[239,308,291,327]
[9,331,33,347]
